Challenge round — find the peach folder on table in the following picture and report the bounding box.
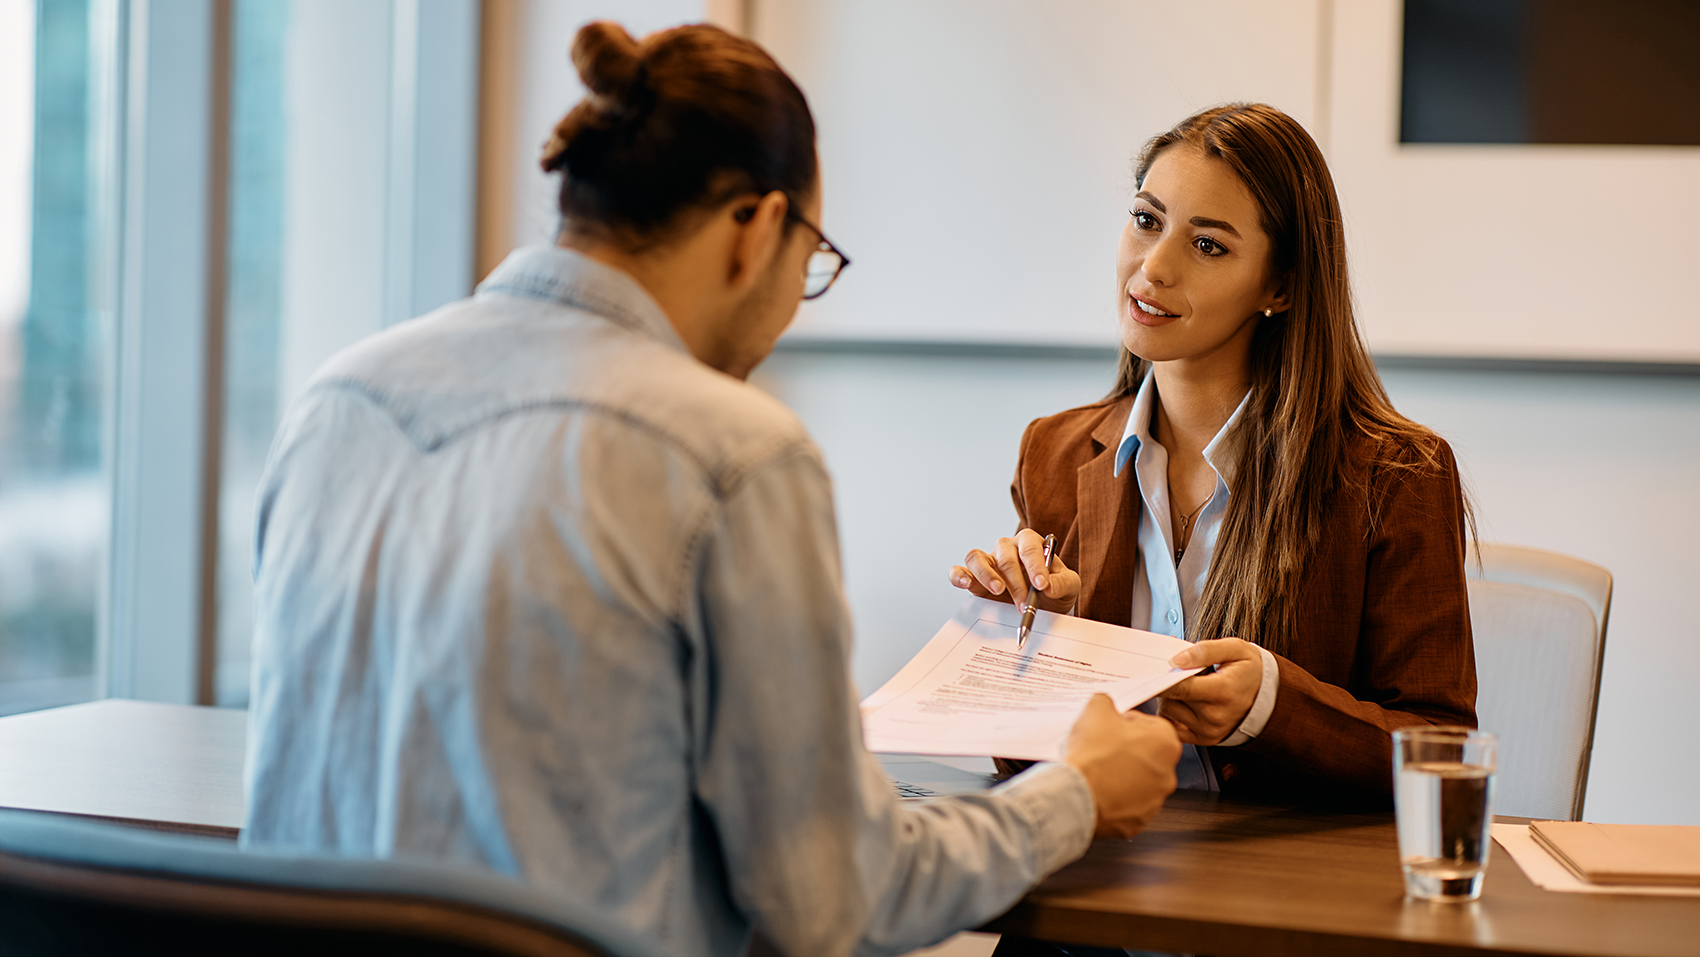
[1529,822,1700,887]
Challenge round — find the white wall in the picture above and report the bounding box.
[757,352,1700,827]
[1330,1,1700,362]
[746,0,1700,361]
[753,0,1324,348]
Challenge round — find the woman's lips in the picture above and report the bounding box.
[1128,293,1180,326]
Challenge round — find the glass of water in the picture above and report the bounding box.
[1393,726,1498,902]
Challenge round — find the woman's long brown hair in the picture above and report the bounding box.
[1108,103,1471,656]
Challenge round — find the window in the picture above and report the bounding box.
[2,0,475,715]
[0,0,120,716]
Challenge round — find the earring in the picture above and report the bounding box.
[1263,308,1273,317]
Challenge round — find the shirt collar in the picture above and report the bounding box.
[475,244,689,355]
[1113,369,1253,489]
[1113,371,1160,477]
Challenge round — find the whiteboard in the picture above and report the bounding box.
[758,0,1700,362]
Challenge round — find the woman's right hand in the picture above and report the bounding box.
[949,528,1080,615]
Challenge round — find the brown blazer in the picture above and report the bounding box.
[1012,396,1476,805]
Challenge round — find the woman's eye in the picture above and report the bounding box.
[1131,210,1158,230]
[1195,236,1227,256]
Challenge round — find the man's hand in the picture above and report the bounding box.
[1158,638,1263,746]
[1063,694,1181,839]
[949,528,1079,615]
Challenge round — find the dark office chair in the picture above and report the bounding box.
[0,809,657,956]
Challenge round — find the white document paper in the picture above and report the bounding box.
[860,597,1203,761]
[1491,824,1700,897]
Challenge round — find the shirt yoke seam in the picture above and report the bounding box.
[475,282,648,335]
[309,377,810,495]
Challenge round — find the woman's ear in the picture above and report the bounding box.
[1263,271,1294,315]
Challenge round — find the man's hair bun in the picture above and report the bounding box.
[539,21,816,248]
[541,21,645,173]
[571,21,642,106]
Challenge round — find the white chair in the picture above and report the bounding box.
[1467,542,1612,821]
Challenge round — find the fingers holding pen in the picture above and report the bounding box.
[1016,530,1052,591]
[1014,528,1080,612]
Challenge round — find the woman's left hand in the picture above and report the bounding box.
[1157,638,1264,746]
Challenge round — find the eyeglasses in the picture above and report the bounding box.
[734,201,851,300]
[786,208,851,300]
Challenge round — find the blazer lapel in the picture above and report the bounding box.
[1076,399,1138,627]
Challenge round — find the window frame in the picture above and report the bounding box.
[101,0,479,705]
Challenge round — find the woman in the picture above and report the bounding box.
[951,103,1475,804]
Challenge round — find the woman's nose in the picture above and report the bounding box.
[1142,234,1180,286]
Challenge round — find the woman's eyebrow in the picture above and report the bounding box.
[1189,216,1241,238]
[1137,190,1242,238]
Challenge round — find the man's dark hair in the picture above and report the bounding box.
[541,21,818,250]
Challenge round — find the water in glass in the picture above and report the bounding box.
[1393,726,1497,901]
[1397,760,1494,899]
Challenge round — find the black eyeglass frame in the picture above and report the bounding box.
[733,199,851,300]
[785,206,851,300]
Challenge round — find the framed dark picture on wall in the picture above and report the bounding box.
[1401,0,1700,146]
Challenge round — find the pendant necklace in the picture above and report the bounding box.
[1174,493,1213,564]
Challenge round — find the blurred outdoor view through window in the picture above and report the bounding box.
[1,0,291,712]
[0,0,116,716]
[3,1,437,711]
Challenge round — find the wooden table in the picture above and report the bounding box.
[0,699,245,838]
[983,790,1700,957]
[3,702,1697,955]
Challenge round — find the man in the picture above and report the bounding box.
[243,21,1180,956]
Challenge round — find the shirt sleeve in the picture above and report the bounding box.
[1217,645,1280,747]
[688,446,1096,957]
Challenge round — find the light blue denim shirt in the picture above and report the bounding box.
[1114,371,1279,784]
[242,245,1094,957]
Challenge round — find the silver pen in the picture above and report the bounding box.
[1017,533,1056,650]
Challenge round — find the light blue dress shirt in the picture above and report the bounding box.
[1113,371,1280,788]
[241,246,1096,957]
